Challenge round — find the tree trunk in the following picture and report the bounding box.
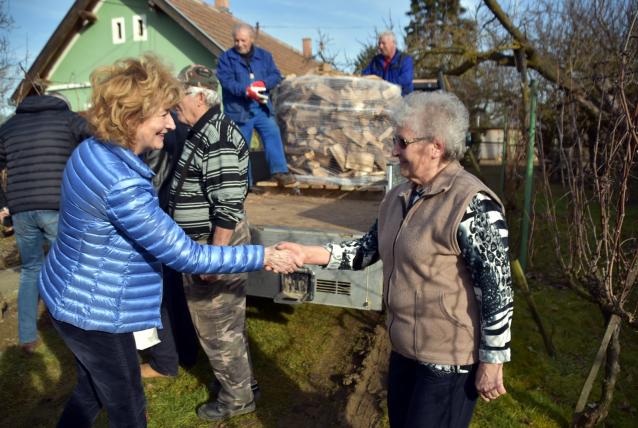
[573,312,622,427]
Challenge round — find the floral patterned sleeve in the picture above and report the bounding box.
[458,192,514,364]
[324,220,380,270]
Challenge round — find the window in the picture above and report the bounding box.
[132,15,147,42]
[111,17,125,44]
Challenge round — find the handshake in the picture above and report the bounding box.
[246,80,268,104]
[263,242,328,274]
[263,243,304,274]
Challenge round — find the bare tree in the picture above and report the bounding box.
[0,0,13,117]
[539,9,638,426]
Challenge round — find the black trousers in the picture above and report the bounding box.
[144,299,179,376]
[144,267,199,374]
[51,315,147,428]
[387,351,478,428]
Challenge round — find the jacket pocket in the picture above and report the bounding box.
[438,292,471,331]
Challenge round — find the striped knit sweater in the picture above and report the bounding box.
[168,106,248,240]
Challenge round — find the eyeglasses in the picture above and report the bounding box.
[393,135,431,149]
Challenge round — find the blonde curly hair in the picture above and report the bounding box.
[87,54,183,149]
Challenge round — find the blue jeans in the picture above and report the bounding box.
[12,210,59,344]
[50,315,147,428]
[238,108,289,184]
[387,351,478,428]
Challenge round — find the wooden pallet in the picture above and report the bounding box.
[254,180,385,192]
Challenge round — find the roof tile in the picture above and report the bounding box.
[168,0,319,75]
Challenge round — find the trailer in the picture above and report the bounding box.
[245,163,406,311]
[247,225,384,310]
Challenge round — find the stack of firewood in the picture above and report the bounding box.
[273,75,401,179]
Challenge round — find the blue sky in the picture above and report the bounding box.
[6,0,414,72]
[4,0,479,104]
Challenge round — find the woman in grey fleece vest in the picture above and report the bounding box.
[277,91,513,428]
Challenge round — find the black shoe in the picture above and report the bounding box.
[208,378,261,401]
[272,172,297,186]
[196,399,256,421]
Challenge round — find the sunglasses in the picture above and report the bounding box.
[393,135,431,149]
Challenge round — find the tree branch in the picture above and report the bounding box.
[445,50,516,75]
[482,0,601,118]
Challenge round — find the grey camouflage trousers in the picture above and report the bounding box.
[183,220,255,406]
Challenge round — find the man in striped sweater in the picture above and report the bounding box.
[170,65,258,421]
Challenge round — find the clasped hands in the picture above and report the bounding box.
[246,80,268,104]
[263,244,305,273]
[198,242,308,283]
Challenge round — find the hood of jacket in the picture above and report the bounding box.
[16,95,70,114]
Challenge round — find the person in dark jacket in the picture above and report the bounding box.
[216,23,296,187]
[141,113,200,379]
[0,92,91,353]
[362,31,414,96]
[38,55,300,428]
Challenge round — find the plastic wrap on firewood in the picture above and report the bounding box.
[273,75,401,184]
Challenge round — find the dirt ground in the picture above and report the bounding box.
[245,190,382,232]
[245,191,390,427]
[0,191,391,427]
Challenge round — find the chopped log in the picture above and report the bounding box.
[371,147,388,171]
[362,130,377,145]
[381,85,401,99]
[309,165,331,177]
[306,160,321,170]
[344,129,366,147]
[328,144,347,171]
[378,126,394,141]
[346,151,375,173]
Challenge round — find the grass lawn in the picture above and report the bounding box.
[0,298,381,428]
[1,281,637,427]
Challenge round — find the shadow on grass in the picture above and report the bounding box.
[0,319,74,428]
[508,387,570,427]
[247,296,295,323]
[176,298,356,427]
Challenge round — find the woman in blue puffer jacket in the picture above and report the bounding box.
[38,55,298,428]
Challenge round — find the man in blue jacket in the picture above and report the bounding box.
[362,31,414,96]
[216,23,296,187]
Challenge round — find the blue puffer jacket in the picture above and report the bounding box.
[38,138,264,333]
[362,50,414,96]
[217,46,283,123]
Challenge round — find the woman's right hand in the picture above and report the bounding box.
[0,207,9,222]
[264,246,304,273]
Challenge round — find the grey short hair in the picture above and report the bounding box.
[391,91,469,160]
[378,31,396,44]
[186,86,220,107]
[232,23,255,39]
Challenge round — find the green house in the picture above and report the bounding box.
[12,0,318,111]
